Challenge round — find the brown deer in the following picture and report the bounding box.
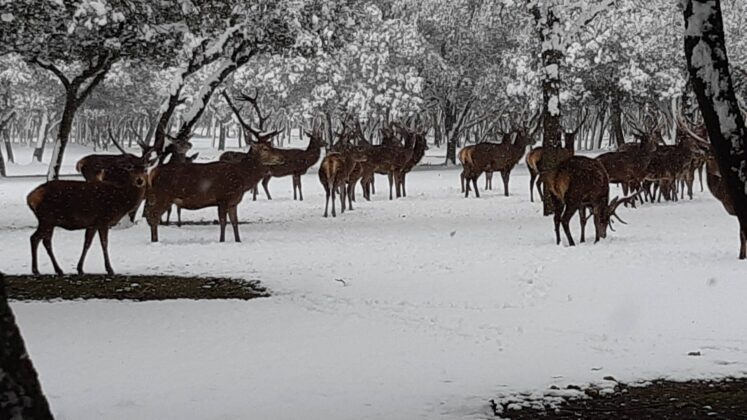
[318,149,368,217]
[146,143,283,242]
[542,156,630,246]
[525,112,586,202]
[162,152,200,226]
[461,127,532,198]
[359,126,415,200]
[395,127,428,197]
[75,129,156,221]
[27,164,149,275]
[705,156,746,259]
[596,118,661,205]
[253,129,324,201]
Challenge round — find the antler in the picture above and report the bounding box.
[222,89,280,143]
[676,107,709,144]
[107,125,128,155]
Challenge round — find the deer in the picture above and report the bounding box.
[162,151,200,226]
[27,163,150,276]
[75,128,156,222]
[145,142,284,243]
[705,155,746,259]
[596,116,662,206]
[359,125,415,200]
[542,156,632,246]
[254,128,324,201]
[394,126,428,198]
[318,148,369,218]
[461,125,532,198]
[526,111,586,202]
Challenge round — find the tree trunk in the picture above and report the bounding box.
[432,111,442,148]
[444,101,457,165]
[0,275,54,419]
[533,5,564,215]
[3,138,14,164]
[610,91,625,147]
[47,94,77,180]
[218,123,226,151]
[683,0,747,257]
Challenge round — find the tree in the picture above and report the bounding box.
[682,0,747,257]
[0,0,185,179]
[526,0,613,213]
[0,274,54,419]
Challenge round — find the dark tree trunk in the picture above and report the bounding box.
[4,139,14,164]
[48,94,78,180]
[218,123,226,150]
[610,91,625,147]
[683,0,747,257]
[0,275,54,419]
[432,111,442,148]
[444,101,457,165]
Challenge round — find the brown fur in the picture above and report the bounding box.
[706,156,746,259]
[146,144,282,242]
[461,130,531,198]
[543,156,624,246]
[318,150,368,217]
[27,166,148,275]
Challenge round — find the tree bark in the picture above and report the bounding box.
[683,0,747,256]
[0,275,54,419]
[532,5,564,215]
[610,91,625,147]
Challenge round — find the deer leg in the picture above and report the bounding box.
[298,175,304,201]
[97,227,114,275]
[536,178,544,203]
[252,185,258,201]
[331,182,337,217]
[388,172,394,200]
[228,205,240,242]
[39,228,63,276]
[77,228,96,275]
[501,170,511,197]
[323,185,330,218]
[485,172,490,190]
[529,171,537,202]
[30,226,53,276]
[552,198,563,245]
[579,207,587,243]
[698,164,704,192]
[560,205,577,247]
[347,182,354,211]
[339,184,346,213]
[218,204,228,242]
[164,206,172,226]
[293,176,298,200]
[472,175,480,198]
[371,177,376,195]
[740,229,746,260]
[461,170,466,193]
[262,176,272,200]
[402,174,407,197]
[176,207,183,227]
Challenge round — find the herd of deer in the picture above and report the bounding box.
[25,108,429,275]
[23,103,744,276]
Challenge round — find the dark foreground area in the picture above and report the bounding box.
[5,274,269,301]
[494,378,747,419]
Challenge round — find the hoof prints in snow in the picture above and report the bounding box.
[4,274,269,301]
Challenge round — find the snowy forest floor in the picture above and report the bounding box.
[2,143,747,419]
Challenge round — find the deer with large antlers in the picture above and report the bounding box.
[146,142,284,242]
[28,163,150,275]
[543,156,632,246]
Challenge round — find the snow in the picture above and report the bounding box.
[3,143,747,419]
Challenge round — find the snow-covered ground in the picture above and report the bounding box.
[3,143,747,420]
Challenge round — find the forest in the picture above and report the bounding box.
[2,1,747,419]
